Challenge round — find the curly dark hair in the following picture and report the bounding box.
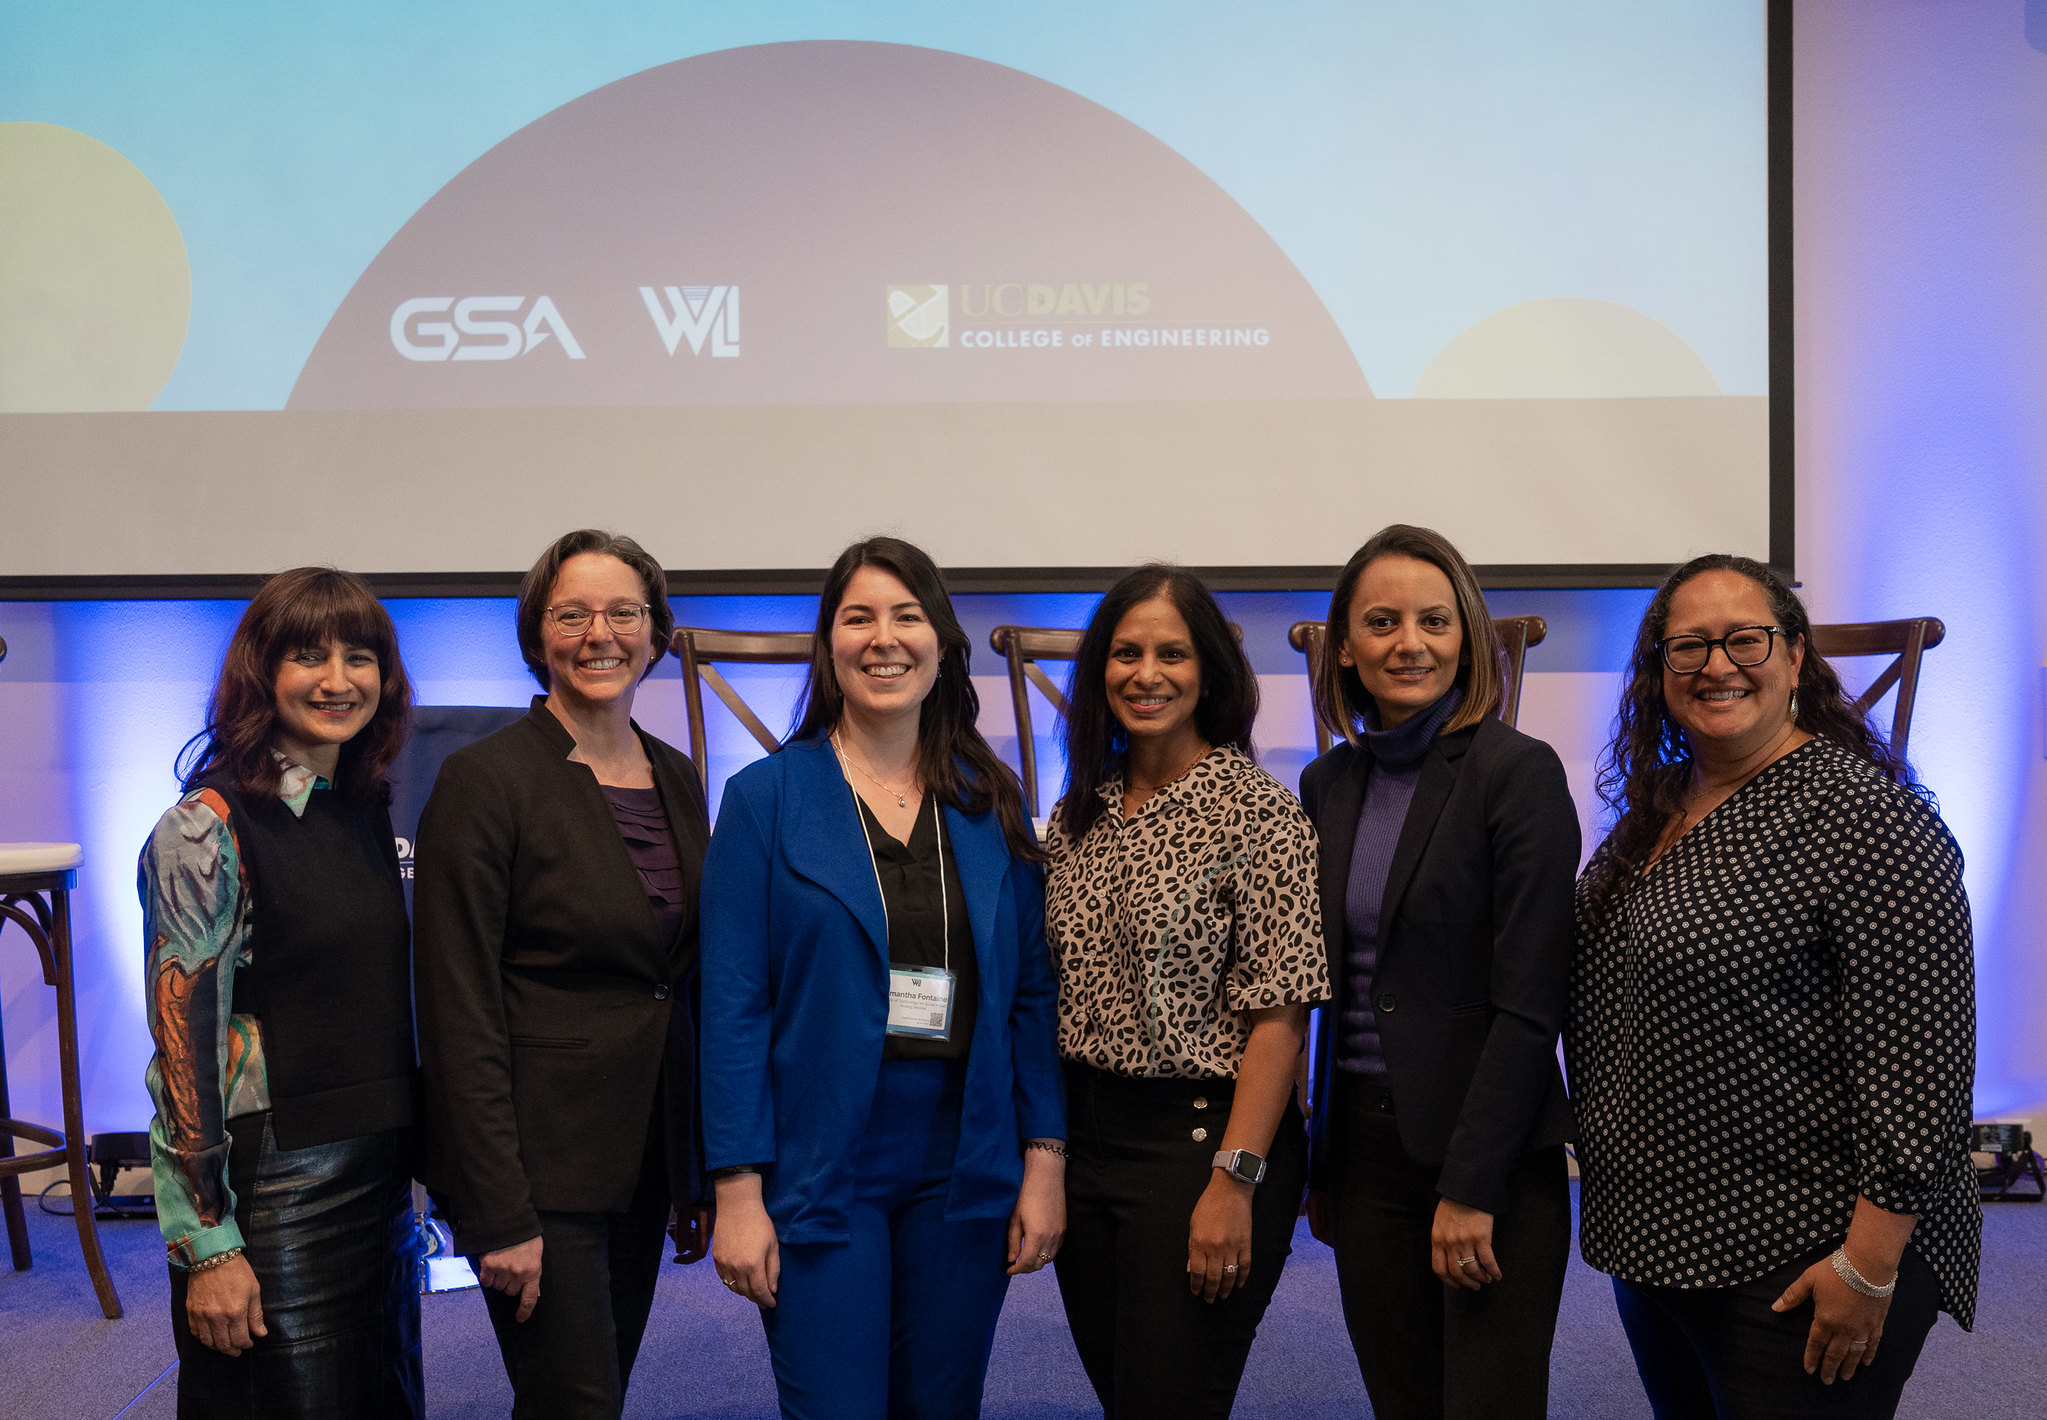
[789,536,1040,862]
[1580,554,1914,925]
[1057,564,1258,842]
[177,567,412,807]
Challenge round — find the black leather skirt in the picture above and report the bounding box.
[170,1112,423,1419]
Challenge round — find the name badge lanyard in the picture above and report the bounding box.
[834,742,955,1040]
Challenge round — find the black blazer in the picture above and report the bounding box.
[413,699,710,1255]
[1300,714,1579,1215]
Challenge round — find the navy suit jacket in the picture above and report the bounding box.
[700,737,1065,1242]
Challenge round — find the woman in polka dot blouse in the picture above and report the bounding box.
[1568,555,1977,1419]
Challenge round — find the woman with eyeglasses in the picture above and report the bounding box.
[1569,554,1978,1418]
[414,529,712,1419]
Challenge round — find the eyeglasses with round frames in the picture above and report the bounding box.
[1656,625,1787,675]
[545,602,650,638]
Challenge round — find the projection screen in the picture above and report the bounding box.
[0,2,1784,593]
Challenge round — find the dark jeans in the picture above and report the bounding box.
[1325,1080,1570,1420]
[172,1113,423,1420]
[1053,1063,1309,1420]
[1612,1244,1942,1419]
[475,1124,671,1420]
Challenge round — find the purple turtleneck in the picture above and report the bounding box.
[1336,685,1463,1077]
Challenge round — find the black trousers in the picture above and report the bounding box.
[1325,1080,1570,1420]
[474,1120,671,1420]
[1612,1244,1942,1420]
[1053,1063,1309,1420]
[172,1113,423,1420]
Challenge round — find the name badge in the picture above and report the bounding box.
[887,965,955,1040]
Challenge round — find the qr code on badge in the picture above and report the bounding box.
[927,1011,946,1028]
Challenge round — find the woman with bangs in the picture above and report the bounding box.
[1298,525,1580,1420]
[142,566,423,1417]
[700,536,1064,1420]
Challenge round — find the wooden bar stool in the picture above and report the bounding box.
[0,842,123,1318]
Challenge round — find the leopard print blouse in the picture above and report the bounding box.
[1044,745,1328,1079]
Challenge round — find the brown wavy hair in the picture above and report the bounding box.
[1057,564,1259,842]
[789,537,1040,862]
[178,567,412,806]
[516,529,674,689]
[1315,525,1504,743]
[1580,553,1916,925]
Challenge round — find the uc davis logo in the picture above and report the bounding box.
[886,285,948,347]
[390,297,586,361]
[640,285,740,357]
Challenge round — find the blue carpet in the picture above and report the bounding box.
[3,1186,2042,1417]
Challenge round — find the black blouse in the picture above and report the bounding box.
[600,784,695,967]
[1566,738,1979,1327]
[856,795,978,1062]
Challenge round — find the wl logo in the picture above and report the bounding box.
[390,297,585,361]
[639,285,740,357]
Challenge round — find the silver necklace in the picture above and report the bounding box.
[832,732,916,809]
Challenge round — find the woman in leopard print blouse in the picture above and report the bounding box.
[1043,564,1328,1419]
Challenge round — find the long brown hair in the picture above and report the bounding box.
[178,567,412,806]
[1579,553,1916,924]
[1057,564,1258,842]
[789,537,1040,861]
[1315,524,1504,742]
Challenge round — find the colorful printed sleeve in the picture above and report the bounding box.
[139,789,260,1267]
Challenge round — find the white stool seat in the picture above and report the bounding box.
[0,843,83,874]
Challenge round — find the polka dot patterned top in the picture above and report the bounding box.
[1567,738,1980,1328]
[1045,746,1329,1079]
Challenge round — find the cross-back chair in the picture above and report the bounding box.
[1286,615,1548,754]
[671,627,815,789]
[1808,617,1944,765]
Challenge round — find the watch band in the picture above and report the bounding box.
[1212,1148,1268,1185]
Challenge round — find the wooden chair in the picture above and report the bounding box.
[988,627,1084,818]
[0,843,122,1317]
[671,627,814,789]
[1808,617,1944,764]
[1287,615,1549,753]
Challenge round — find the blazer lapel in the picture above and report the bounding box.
[1378,728,1474,936]
[526,703,666,968]
[1317,746,1369,986]
[942,803,1008,1000]
[779,740,890,958]
[642,731,706,957]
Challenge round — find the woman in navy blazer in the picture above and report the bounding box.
[1298,525,1580,1420]
[701,536,1065,1420]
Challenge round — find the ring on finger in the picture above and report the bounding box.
[1456,1255,1478,1267]
[1222,1262,1238,1274]
[1847,1339,1868,1351]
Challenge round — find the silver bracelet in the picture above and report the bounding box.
[1829,1246,1897,1298]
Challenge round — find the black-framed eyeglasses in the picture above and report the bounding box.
[545,602,650,637]
[1656,625,1787,674]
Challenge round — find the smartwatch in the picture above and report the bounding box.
[1211,1148,1268,1186]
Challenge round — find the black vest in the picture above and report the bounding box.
[203,774,417,1150]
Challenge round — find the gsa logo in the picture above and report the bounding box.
[639,285,740,357]
[390,297,587,361]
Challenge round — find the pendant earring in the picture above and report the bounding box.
[1788,689,1800,723]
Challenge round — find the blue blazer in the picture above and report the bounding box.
[700,737,1065,1243]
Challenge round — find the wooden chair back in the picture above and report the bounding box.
[1287,615,1549,754]
[671,627,815,789]
[1808,618,1944,765]
[988,627,1084,818]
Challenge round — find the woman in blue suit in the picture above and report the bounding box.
[701,536,1066,1420]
